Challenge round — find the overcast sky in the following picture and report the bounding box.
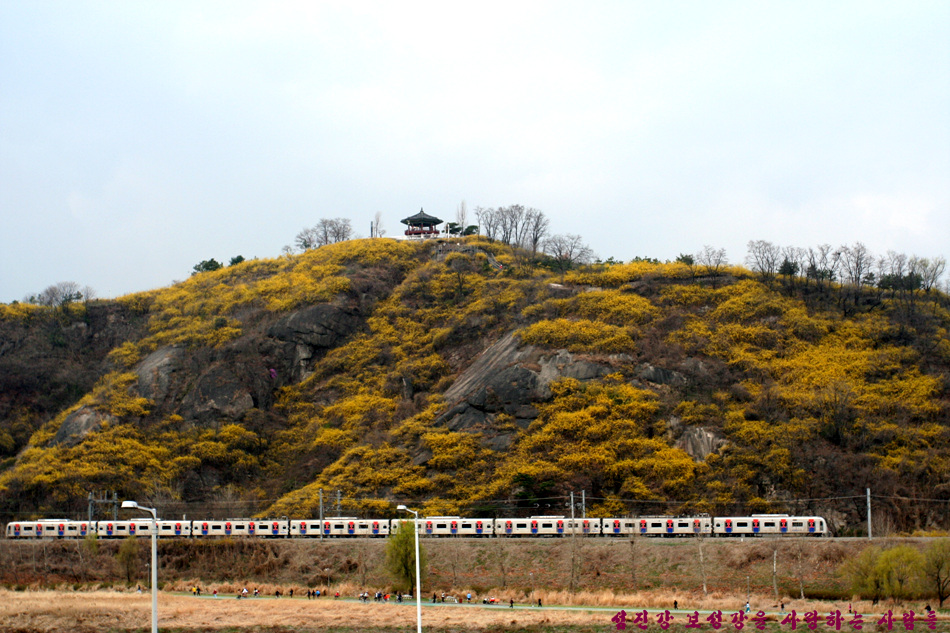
[1,1,948,301]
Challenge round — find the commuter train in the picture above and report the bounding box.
[5,514,827,539]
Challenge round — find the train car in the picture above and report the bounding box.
[493,516,594,537]
[712,515,827,537]
[399,516,493,537]
[96,520,161,538]
[563,517,601,536]
[293,518,389,537]
[6,519,94,539]
[192,519,273,537]
[604,516,713,537]
[156,520,192,537]
[316,517,388,537]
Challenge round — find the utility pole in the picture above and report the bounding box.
[570,491,576,592]
[88,490,120,522]
[581,490,586,519]
[319,489,324,540]
[867,488,872,539]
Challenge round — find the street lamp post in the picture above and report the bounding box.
[122,500,158,633]
[397,504,422,633]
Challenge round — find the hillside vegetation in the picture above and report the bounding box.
[1,237,948,532]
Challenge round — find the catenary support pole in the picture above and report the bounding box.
[867,488,872,539]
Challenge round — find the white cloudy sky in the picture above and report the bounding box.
[1,1,948,301]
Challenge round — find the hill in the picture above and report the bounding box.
[1,237,948,532]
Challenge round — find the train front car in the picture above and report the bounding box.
[782,515,827,536]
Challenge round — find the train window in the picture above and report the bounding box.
[792,522,803,527]
[542,523,552,528]
[736,522,748,528]
[234,524,244,529]
[160,526,171,531]
[625,523,634,528]
[461,523,471,529]
[436,523,446,529]
[117,525,127,531]
[333,524,344,529]
[516,523,527,529]
[677,522,688,528]
[650,522,661,528]
[764,522,775,527]
[24,526,33,531]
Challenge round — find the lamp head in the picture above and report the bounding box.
[121,500,138,510]
[396,504,408,511]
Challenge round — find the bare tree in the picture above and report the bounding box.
[475,206,501,241]
[372,211,385,238]
[327,218,353,243]
[840,242,874,287]
[36,281,83,309]
[455,200,467,230]
[781,246,806,287]
[295,218,354,251]
[497,204,525,246]
[524,208,548,255]
[295,226,321,251]
[745,240,781,284]
[804,244,841,290]
[921,257,947,293]
[544,234,594,279]
[696,245,729,278]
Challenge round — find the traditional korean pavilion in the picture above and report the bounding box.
[400,208,443,238]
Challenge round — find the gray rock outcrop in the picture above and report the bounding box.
[52,406,118,447]
[135,346,185,404]
[180,364,255,422]
[267,305,364,381]
[436,332,626,451]
[675,425,728,461]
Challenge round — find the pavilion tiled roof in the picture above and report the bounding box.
[400,208,443,226]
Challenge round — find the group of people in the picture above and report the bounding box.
[231,586,329,599]
[359,591,404,603]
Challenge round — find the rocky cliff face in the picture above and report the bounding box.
[128,304,368,427]
[436,331,631,450]
[0,303,147,456]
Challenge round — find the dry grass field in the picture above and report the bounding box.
[3,538,950,631]
[1,588,947,633]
